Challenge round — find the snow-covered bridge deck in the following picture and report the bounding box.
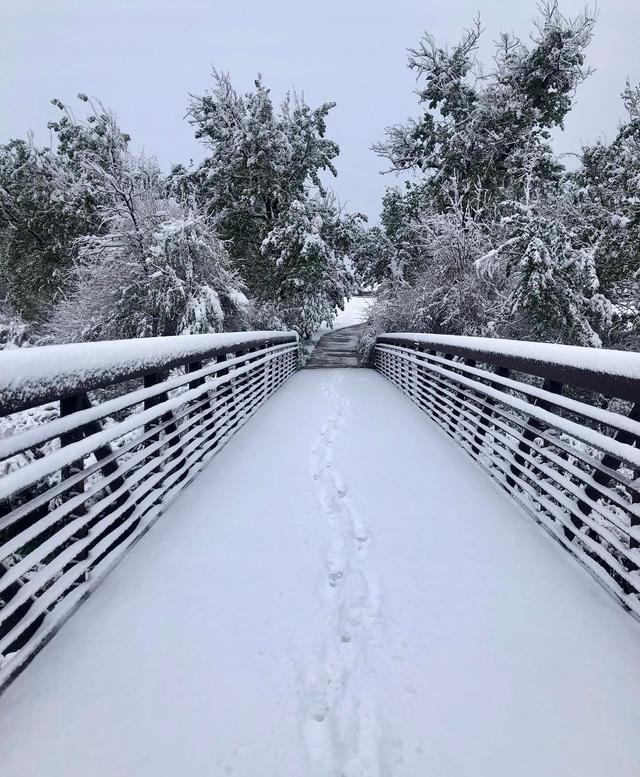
[1,369,639,777]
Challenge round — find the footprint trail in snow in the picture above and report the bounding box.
[299,374,387,777]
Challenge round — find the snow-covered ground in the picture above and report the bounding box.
[1,369,640,776]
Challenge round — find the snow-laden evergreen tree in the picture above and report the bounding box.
[375,3,593,215]
[173,72,357,335]
[350,225,396,290]
[478,78,640,348]
[0,95,246,342]
[0,138,97,320]
[361,194,495,352]
[475,197,614,346]
[260,196,359,337]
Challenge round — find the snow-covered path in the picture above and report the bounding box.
[2,369,640,777]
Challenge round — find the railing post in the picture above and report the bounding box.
[572,403,640,573]
[228,349,248,432]
[576,402,640,519]
[187,360,204,389]
[471,365,510,459]
[507,378,564,490]
[187,360,210,423]
[258,343,270,398]
[456,358,476,441]
[60,394,88,515]
[425,350,445,423]
[143,371,185,486]
[143,373,163,444]
[630,470,640,552]
[59,394,92,579]
[61,393,128,497]
[442,354,459,436]
[59,393,136,570]
[215,353,233,443]
[410,345,432,417]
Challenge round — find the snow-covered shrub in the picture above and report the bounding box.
[0,310,32,350]
[359,204,494,355]
[49,159,245,342]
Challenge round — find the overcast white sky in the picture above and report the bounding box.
[1,1,639,221]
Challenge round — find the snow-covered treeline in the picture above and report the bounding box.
[2,3,638,357]
[0,81,362,347]
[359,3,640,355]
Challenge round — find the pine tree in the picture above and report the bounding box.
[375,3,594,214]
[0,137,99,319]
[570,83,640,345]
[260,196,359,337]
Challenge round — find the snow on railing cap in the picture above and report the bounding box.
[0,331,298,415]
[377,332,640,401]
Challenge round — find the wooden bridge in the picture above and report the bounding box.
[1,327,640,776]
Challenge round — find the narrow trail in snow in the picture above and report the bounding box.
[299,373,386,777]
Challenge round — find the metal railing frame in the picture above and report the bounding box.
[374,333,640,619]
[0,331,298,688]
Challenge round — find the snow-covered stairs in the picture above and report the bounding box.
[306,324,364,368]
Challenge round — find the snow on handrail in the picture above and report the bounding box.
[374,333,640,621]
[0,331,298,415]
[378,333,640,402]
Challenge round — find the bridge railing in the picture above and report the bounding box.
[0,331,298,686]
[375,333,640,617]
